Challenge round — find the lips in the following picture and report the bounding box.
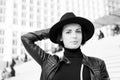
[70,41,78,44]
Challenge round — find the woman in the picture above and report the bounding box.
[21,12,110,80]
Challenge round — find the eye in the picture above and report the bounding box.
[76,30,82,33]
[66,31,71,34]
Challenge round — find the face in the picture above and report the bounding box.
[61,23,82,49]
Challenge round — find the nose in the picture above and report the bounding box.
[71,32,77,38]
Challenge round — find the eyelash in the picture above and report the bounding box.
[76,31,82,33]
[66,31,81,34]
[66,32,70,34]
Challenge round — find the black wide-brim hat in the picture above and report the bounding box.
[49,12,95,44]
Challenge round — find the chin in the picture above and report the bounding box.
[68,46,80,49]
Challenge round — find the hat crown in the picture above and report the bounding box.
[60,12,76,21]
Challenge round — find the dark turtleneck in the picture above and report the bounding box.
[64,47,83,58]
[52,47,91,80]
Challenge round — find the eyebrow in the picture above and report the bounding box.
[76,28,81,30]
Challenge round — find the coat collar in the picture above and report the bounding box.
[60,53,94,74]
[60,52,88,64]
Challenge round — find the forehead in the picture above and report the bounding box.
[63,23,81,30]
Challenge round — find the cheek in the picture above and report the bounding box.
[78,34,82,41]
[62,37,69,43]
[63,39,71,48]
[62,36,70,46]
[79,37,82,43]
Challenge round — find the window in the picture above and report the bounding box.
[29,6,34,12]
[0,0,6,6]
[37,8,40,13]
[0,8,5,14]
[21,19,26,26]
[0,37,4,44]
[12,48,17,54]
[37,21,41,28]
[13,18,18,24]
[12,31,17,37]
[29,13,34,19]
[13,11,18,16]
[44,2,47,7]
[0,16,5,22]
[30,0,33,4]
[12,39,17,46]
[37,1,41,6]
[21,12,26,18]
[0,47,4,54]
[13,3,17,8]
[29,21,34,27]
[22,4,26,10]
[22,0,26,3]
[0,29,4,35]
[21,48,25,55]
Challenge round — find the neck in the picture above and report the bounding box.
[64,47,83,58]
[64,47,80,52]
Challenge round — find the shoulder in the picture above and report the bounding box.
[87,56,105,65]
[88,56,104,61]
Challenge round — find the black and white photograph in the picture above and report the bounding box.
[0,0,120,80]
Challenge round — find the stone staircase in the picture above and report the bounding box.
[102,54,120,80]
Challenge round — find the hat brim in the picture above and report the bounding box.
[49,17,95,44]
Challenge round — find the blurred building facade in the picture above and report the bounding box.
[0,0,110,61]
